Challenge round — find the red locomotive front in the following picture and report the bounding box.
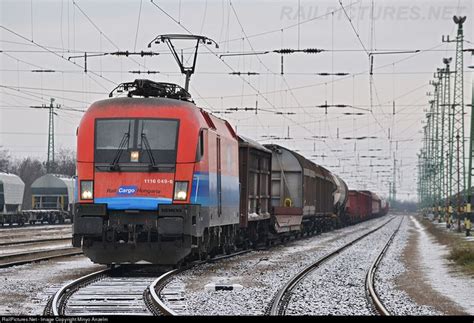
[73,81,240,265]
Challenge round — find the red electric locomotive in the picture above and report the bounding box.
[73,80,240,264]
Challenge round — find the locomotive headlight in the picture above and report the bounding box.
[130,151,139,162]
[81,180,94,200]
[173,181,188,201]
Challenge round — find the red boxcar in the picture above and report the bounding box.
[364,191,381,216]
[346,190,372,223]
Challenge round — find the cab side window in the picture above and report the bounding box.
[196,129,204,161]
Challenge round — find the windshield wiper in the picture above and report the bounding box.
[109,132,130,171]
[141,133,159,171]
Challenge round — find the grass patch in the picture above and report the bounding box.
[418,216,474,276]
[448,244,474,266]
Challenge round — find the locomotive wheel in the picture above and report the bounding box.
[199,231,211,259]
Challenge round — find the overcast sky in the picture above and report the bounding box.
[1,0,473,201]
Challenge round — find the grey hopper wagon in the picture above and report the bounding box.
[264,144,338,234]
[29,174,75,224]
[0,172,25,225]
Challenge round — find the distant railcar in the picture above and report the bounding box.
[380,199,389,216]
[0,172,25,226]
[346,190,372,223]
[367,191,382,216]
[29,174,74,224]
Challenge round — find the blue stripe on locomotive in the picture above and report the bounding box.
[95,197,173,210]
[94,172,239,210]
[190,172,240,207]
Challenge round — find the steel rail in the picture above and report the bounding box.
[365,216,404,316]
[269,216,396,315]
[46,268,111,316]
[0,248,82,268]
[146,249,251,315]
[0,237,71,246]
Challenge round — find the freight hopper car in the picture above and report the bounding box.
[28,174,75,224]
[331,174,349,226]
[73,81,241,265]
[0,172,25,226]
[264,144,338,235]
[380,199,389,216]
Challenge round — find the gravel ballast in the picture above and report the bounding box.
[160,216,397,315]
[285,216,402,315]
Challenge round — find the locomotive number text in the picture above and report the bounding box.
[144,179,174,184]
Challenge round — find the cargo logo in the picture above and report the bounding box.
[117,186,137,195]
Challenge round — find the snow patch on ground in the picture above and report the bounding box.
[411,216,474,315]
[376,217,441,315]
[0,256,104,315]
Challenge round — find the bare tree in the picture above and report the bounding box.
[10,158,46,209]
[0,149,10,172]
[55,148,76,176]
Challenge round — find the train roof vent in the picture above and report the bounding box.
[200,109,216,130]
[109,79,193,102]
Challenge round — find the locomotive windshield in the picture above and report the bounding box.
[95,118,179,171]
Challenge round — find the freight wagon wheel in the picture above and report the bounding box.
[209,247,218,259]
[198,230,211,260]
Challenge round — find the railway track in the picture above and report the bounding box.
[0,247,82,268]
[0,237,71,247]
[45,217,400,317]
[268,216,400,316]
[46,250,250,316]
[0,226,71,242]
[44,266,167,316]
[365,216,404,316]
[0,223,71,231]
